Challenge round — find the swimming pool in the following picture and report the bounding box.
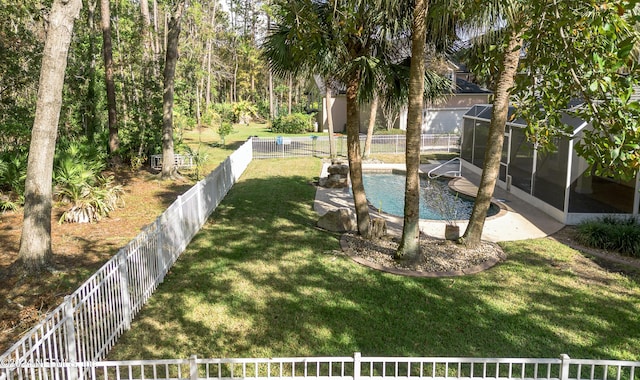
[362,172,498,220]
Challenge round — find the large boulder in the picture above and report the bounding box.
[317,208,356,232]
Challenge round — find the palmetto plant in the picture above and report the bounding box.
[0,153,28,200]
[54,142,123,223]
[59,175,124,224]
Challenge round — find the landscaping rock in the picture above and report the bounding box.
[322,160,349,188]
[317,208,356,232]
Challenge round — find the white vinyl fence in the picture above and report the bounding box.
[251,134,459,159]
[2,353,639,380]
[2,138,639,380]
[0,140,254,380]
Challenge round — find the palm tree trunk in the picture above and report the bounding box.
[18,0,83,272]
[288,75,293,115]
[463,29,522,247]
[346,76,371,238]
[363,94,379,159]
[161,1,185,179]
[325,82,337,158]
[396,0,428,261]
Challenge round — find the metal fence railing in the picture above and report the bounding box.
[0,140,254,380]
[150,154,196,170]
[251,134,460,159]
[3,353,639,380]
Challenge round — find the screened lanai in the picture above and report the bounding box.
[461,104,640,224]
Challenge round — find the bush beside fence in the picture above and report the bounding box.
[0,140,254,380]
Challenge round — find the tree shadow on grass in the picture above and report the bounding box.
[107,174,640,361]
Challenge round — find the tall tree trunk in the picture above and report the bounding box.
[288,75,293,115]
[161,2,185,179]
[101,0,119,161]
[269,68,274,119]
[396,0,428,261]
[462,29,523,247]
[138,0,157,163]
[153,0,161,57]
[18,0,83,272]
[267,13,274,120]
[140,0,154,53]
[346,76,371,238]
[363,94,379,159]
[325,81,336,158]
[86,0,98,143]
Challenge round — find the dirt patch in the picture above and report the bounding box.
[0,168,193,353]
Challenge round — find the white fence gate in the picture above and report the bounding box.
[0,140,254,380]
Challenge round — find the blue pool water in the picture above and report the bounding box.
[362,173,496,220]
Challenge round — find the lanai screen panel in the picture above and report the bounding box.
[472,120,490,168]
[533,136,569,210]
[461,118,475,162]
[509,127,535,194]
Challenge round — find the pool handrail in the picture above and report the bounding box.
[428,157,462,179]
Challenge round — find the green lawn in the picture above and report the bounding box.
[108,157,640,361]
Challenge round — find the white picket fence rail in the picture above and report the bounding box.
[0,139,254,380]
[2,353,639,380]
[251,134,460,159]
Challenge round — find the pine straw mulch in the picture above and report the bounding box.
[341,233,506,277]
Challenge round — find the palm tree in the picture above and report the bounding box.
[396,0,462,261]
[396,0,430,260]
[263,0,413,238]
[459,1,526,247]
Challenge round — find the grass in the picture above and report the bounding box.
[108,157,640,361]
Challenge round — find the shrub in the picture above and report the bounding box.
[0,152,27,199]
[213,103,235,123]
[218,121,235,145]
[54,142,123,223]
[59,175,124,224]
[576,217,640,258]
[271,113,313,134]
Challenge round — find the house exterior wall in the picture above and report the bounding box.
[398,94,492,133]
[319,95,348,133]
[319,95,376,134]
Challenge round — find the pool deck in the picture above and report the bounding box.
[314,162,565,242]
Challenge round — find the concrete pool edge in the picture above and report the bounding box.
[315,162,565,242]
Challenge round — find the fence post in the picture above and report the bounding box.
[154,220,167,284]
[63,296,78,380]
[196,181,205,228]
[118,254,132,330]
[447,134,451,152]
[156,216,167,278]
[190,355,198,380]
[176,195,186,252]
[559,354,570,380]
[353,352,361,380]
